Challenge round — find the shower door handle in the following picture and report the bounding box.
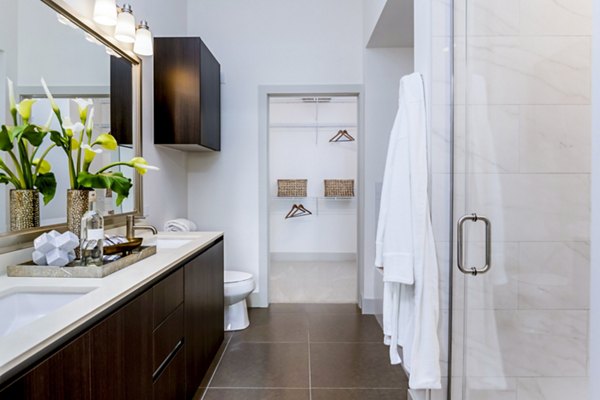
[457,213,492,276]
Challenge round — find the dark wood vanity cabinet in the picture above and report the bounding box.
[185,240,224,398]
[154,37,221,151]
[0,239,224,400]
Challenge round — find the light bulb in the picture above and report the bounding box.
[93,0,117,26]
[133,21,153,56]
[114,4,136,43]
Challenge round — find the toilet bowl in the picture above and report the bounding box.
[224,270,255,331]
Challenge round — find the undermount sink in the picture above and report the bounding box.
[0,287,96,337]
[156,238,192,250]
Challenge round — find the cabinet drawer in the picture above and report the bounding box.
[153,304,184,373]
[153,344,185,400]
[153,268,184,328]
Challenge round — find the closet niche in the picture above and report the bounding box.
[268,96,358,303]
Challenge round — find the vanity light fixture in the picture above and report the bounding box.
[114,4,136,43]
[56,13,77,29]
[92,0,118,26]
[133,20,153,56]
[105,47,121,58]
[85,33,102,46]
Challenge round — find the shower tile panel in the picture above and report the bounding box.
[517,242,590,310]
[519,0,592,36]
[466,0,520,36]
[466,310,587,377]
[465,173,589,242]
[518,105,591,173]
[516,377,589,400]
[466,36,590,105]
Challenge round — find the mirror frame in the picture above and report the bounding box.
[0,0,143,254]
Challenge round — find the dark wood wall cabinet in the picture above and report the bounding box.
[0,239,224,400]
[154,37,221,152]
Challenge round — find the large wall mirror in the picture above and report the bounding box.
[0,0,142,251]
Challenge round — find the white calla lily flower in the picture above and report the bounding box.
[40,77,59,112]
[72,98,93,122]
[62,117,85,137]
[6,78,16,113]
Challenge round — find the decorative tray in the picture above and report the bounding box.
[7,245,157,279]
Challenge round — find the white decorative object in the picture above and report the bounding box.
[54,231,79,252]
[32,250,46,266]
[47,230,60,239]
[32,231,82,266]
[33,233,54,254]
[46,248,69,267]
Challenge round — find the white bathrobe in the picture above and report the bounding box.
[375,72,441,390]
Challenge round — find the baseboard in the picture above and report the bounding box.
[360,296,382,315]
[248,292,268,308]
[408,389,429,400]
[270,252,356,262]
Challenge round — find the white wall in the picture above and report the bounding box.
[186,0,364,306]
[361,47,414,313]
[590,0,600,397]
[126,0,190,227]
[363,0,389,45]
[18,0,108,87]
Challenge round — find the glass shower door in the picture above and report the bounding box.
[451,0,591,399]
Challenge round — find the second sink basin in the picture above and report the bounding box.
[0,287,96,337]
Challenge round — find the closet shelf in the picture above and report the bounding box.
[269,122,357,129]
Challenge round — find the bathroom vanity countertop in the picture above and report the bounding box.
[0,231,223,383]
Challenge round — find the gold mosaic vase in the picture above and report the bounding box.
[67,189,93,238]
[9,189,40,231]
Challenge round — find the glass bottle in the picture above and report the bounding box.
[80,191,104,266]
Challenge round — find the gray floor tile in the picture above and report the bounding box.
[231,310,308,343]
[266,304,310,313]
[303,303,360,314]
[203,389,309,400]
[312,389,406,400]
[310,343,407,388]
[308,313,382,342]
[263,303,360,314]
[210,342,309,388]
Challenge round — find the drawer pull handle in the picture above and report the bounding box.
[152,339,184,381]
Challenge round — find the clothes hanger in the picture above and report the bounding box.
[329,129,355,142]
[285,204,299,219]
[285,203,312,219]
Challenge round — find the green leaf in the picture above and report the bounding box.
[0,173,12,185]
[35,172,57,205]
[0,126,14,151]
[77,171,133,206]
[50,130,68,150]
[21,125,47,147]
[8,125,24,142]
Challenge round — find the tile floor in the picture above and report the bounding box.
[198,304,408,400]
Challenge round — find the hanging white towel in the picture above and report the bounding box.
[164,218,198,232]
[375,72,441,390]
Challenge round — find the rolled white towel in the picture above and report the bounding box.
[164,218,197,232]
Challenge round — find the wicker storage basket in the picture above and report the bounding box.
[324,179,354,197]
[277,179,307,197]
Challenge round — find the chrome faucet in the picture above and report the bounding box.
[126,215,158,238]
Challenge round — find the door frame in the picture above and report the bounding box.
[255,84,364,308]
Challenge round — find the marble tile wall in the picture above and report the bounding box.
[432,0,592,398]
[269,257,357,303]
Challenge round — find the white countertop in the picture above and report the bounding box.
[0,231,223,381]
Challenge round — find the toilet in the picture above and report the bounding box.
[223,270,255,331]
